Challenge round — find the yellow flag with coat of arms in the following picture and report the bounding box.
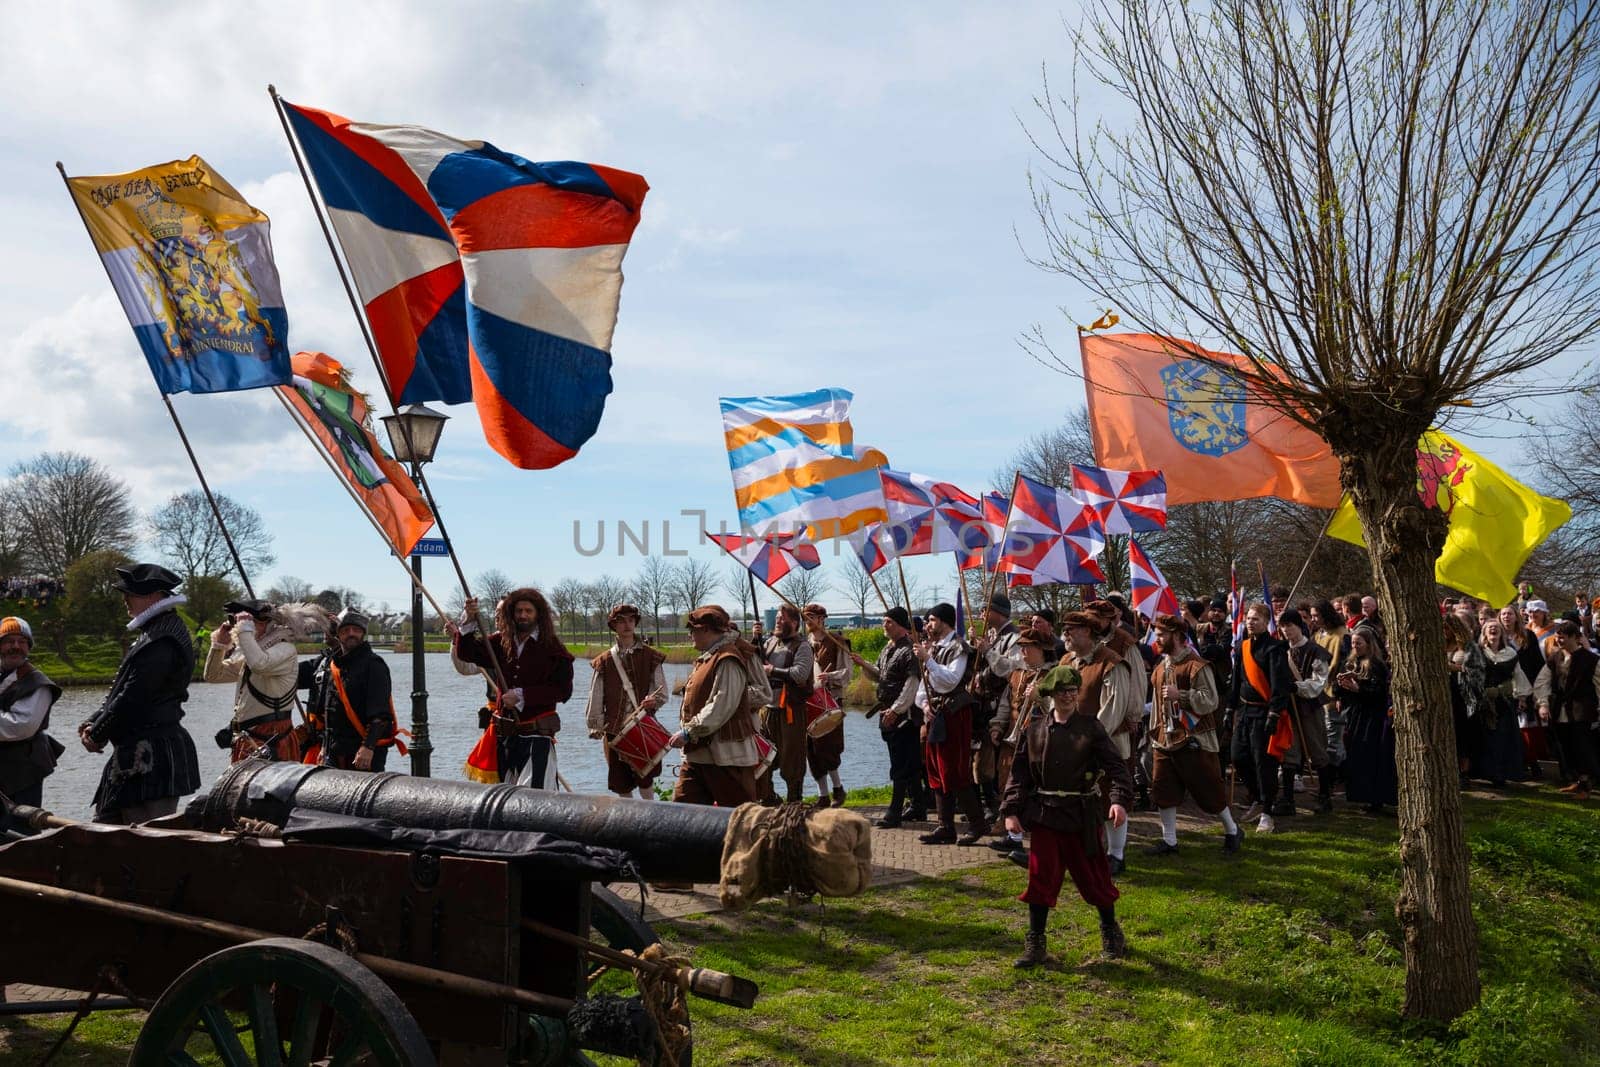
[1327,431,1570,607]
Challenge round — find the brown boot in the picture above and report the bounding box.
[1100,919,1127,960]
[1014,930,1048,969]
[814,792,832,809]
[832,785,847,805]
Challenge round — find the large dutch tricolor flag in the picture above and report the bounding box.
[279,99,647,470]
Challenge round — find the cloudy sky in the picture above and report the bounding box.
[0,2,1106,612]
[0,3,1579,615]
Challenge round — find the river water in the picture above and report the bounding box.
[41,652,892,821]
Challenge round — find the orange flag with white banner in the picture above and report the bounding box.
[1079,333,1342,507]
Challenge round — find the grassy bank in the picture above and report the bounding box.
[667,788,1600,1065]
[5,788,1595,1064]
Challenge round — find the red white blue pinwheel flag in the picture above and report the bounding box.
[962,492,1011,572]
[996,473,1106,587]
[1070,465,1167,535]
[1129,537,1181,647]
[878,469,991,560]
[708,532,821,588]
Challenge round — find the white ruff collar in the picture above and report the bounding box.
[128,594,187,631]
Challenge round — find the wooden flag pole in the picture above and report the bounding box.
[55,161,256,599]
[268,85,506,689]
[866,569,893,613]
[1283,508,1339,607]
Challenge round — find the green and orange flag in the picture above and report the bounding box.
[278,351,434,556]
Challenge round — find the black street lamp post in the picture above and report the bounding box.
[380,403,449,779]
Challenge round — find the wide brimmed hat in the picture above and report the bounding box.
[686,605,731,631]
[223,599,274,619]
[1085,600,1119,624]
[1061,610,1096,630]
[1151,613,1189,636]
[1016,629,1046,648]
[112,563,181,596]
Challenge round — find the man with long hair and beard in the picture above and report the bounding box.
[456,587,575,787]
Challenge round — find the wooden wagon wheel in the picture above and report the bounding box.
[577,886,692,1067]
[129,937,436,1067]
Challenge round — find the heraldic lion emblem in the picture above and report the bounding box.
[1160,359,1248,457]
[130,190,278,361]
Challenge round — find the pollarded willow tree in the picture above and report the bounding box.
[1025,0,1600,1021]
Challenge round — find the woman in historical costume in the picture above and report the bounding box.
[1444,614,1487,790]
[1475,618,1526,787]
[1337,625,1396,813]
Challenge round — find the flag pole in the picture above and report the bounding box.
[54,161,256,599]
[267,86,506,687]
[1283,508,1338,607]
[866,569,893,613]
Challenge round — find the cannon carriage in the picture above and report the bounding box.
[0,760,818,1066]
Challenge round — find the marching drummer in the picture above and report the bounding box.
[585,603,669,799]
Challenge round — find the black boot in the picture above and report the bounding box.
[956,786,989,845]
[1014,929,1048,969]
[1099,917,1128,959]
[920,793,956,844]
[1316,767,1335,815]
[877,783,906,828]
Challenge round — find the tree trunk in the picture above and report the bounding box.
[1343,437,1481,1021]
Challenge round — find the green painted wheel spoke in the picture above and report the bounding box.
[287,993,326,1067]
[247,983,283,1067]
[199,1003,255,1067]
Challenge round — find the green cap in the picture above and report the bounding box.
[1035,664,1082,696]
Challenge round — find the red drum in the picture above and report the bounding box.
[611,710,671,779]
[753,732,777,778]
[805,686,844,739]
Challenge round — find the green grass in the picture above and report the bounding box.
[7,789,1596,1065]
[664,788,1600,1066]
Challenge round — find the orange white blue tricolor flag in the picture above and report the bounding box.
[719,389,888,539]
[65,157,290,394]
[279,99,647,470]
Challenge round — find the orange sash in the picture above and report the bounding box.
[330,662,410,756]
[1241,638,1297,758]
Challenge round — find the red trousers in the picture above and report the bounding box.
[1020,824,1120,909]
[924,706,974,792]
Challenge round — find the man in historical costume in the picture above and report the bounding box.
[1544,621,1600,800]
[987,628,1051,858]
[1228,602,1294,834]
[1086,599,1152,809]
[849,606,924,827]
[585,603,668,800]
[205,599,320,764]
[78,564,201,824]
[1001,664,1133,968]
[970,592,1022,822]
[802,603,850,808]
[456,589,574,787]
[752,604,814,804]
[1141,615,1243,857]
[297,608,399,772]
[0,616,63,813]
[1310,599,1350,775]
[1060,609,1139,874]
[1029,609,1067,664]
[914,602,989,845]
[1277,608,1334,814]
[667,605,772,807]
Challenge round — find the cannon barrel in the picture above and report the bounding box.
[189,761,733,884]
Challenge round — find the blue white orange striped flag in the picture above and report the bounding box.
[279,99,647,470]
[719,389,888,539]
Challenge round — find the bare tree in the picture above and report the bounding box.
[669,558,719,618]
[721,563,755,632]
[590,574,634,621]
[265,575,316,604]
[476,569,515,605]
[148,490,276,586]
[833,557,880,623]
[777,567,827,609]
[7,452,136,576]
[631,557,674,641]
[1027,0,1600,1019]
[550,578,586,634]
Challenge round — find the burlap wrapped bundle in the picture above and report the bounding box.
[718,803,872,910]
